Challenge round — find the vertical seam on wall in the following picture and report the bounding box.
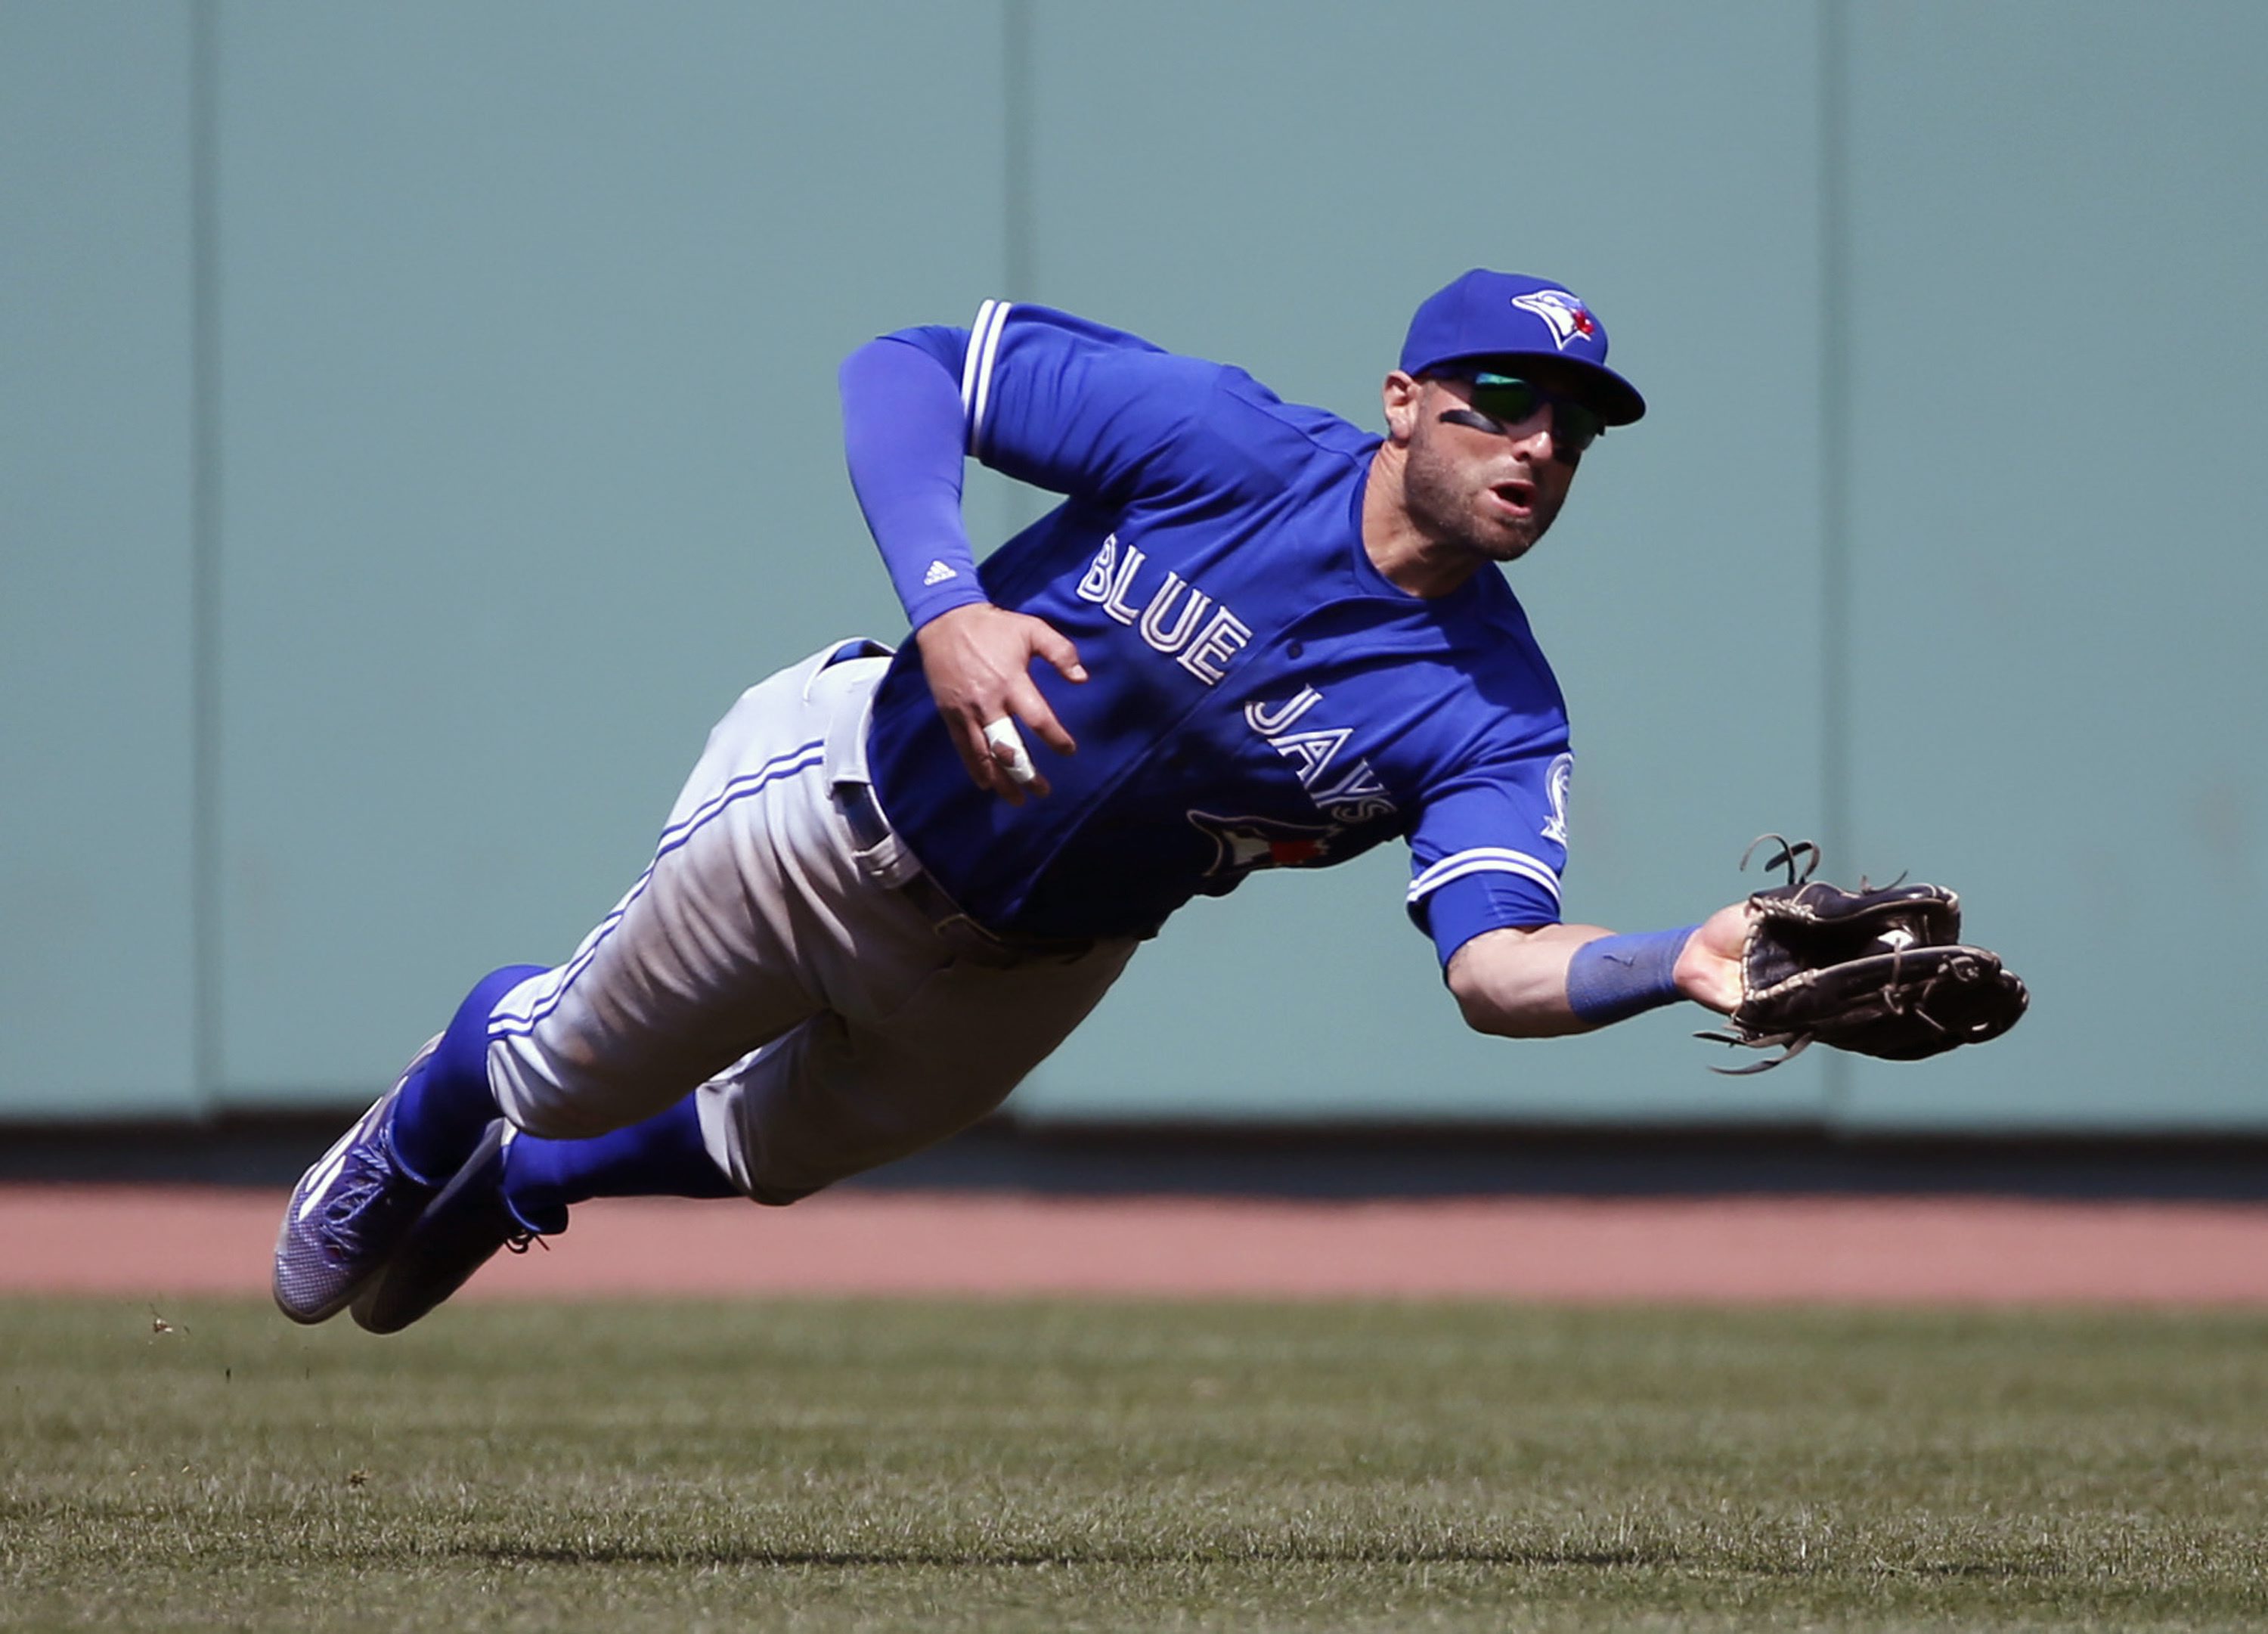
[1002,0,1033,300]
[999,0,1037,540]
[190,0,222,1114]
[1819,0,1853,1124]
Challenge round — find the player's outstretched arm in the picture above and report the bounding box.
[914,603,1087,806]
[1445,901,1749,1039]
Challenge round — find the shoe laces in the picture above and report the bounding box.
[314,1142,422,1255]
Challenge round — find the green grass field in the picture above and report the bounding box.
[5,1297,2266,1630]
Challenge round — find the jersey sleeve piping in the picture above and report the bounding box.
[961,299,1015,456]
[1405,847,1563,909]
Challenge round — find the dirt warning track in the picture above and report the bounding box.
[6,1186,2268,1304]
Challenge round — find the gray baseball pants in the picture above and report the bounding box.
[482,642,1137,1203]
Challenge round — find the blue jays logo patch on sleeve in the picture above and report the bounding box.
[1542,752,1573,845]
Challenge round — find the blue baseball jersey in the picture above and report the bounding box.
[863,302,1576,961]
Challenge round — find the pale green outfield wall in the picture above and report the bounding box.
[5,2,2263,1130]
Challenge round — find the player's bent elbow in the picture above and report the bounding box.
[1445,926,1591,1040]
[1452,953,1542,1039]
[1452,988,1527,1038]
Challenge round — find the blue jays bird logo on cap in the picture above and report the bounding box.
[1509,290,1600,352]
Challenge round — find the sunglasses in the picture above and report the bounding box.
[1441,372,1607,456]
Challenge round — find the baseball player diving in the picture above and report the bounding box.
[274,268,2017,1334]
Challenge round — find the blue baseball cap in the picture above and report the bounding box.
[1400,269,1646,426]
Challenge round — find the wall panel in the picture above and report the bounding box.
[0,4,200,1117]
[211,1,1009,1101]
[1839,2,2268,1129]
[8,3,2263,1131]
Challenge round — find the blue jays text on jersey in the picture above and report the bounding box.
[862,302,1578,960]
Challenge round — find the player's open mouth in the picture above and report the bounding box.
[1491,480,1535,514]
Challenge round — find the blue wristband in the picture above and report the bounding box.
[1565,926,1699,1025]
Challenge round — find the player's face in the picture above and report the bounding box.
[1393,374,1582,564]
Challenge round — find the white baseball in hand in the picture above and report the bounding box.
[982,718,1038,785]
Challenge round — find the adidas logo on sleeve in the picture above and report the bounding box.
[922,560,959,586]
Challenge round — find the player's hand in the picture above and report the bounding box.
[1674,900,1752,1015]
[914,603,1087,805]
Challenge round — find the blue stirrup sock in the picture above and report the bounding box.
[1565,927,1699,1026]
[503,1093,739,1227]
[386,963,549,1186]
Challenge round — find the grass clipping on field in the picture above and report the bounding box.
[5,1298,2266,1631]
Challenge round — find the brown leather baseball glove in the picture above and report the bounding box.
[1698,839,2029,1074]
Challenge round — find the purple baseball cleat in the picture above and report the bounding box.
[350,1120,566,1335]
[271,1037,446,1325]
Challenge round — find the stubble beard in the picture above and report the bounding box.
[1402,440,1560,566]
